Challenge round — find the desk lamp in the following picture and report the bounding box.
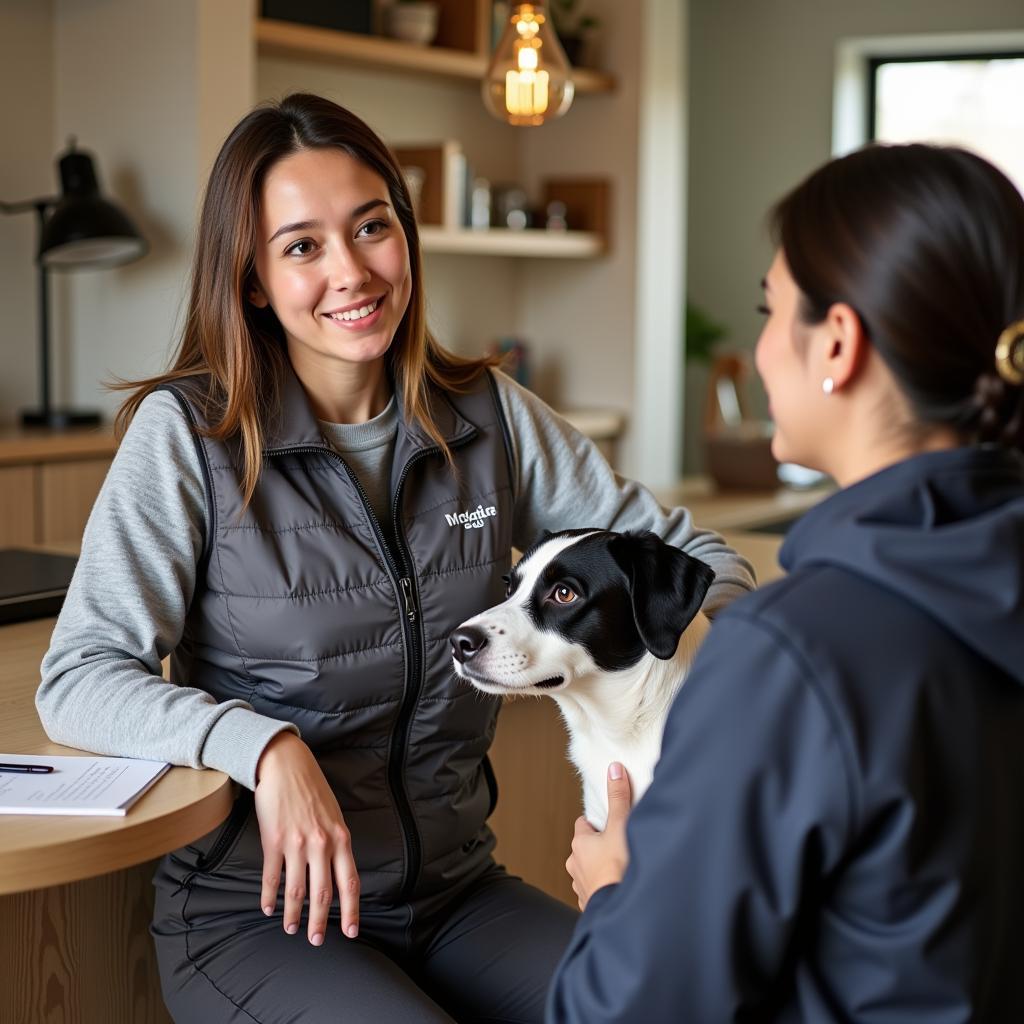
[0,139,147,428]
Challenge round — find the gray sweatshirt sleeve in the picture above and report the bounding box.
[36,390,297,791]
[493,371,756,615]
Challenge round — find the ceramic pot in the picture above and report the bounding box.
[386,2,440,46]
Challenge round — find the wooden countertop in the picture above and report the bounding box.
[0,425,118,466]
[0,616,233,896]
[655,477,832,532]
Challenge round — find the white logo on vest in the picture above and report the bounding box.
[444,504,498,531]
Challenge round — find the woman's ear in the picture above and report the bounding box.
[819,302,868,392]
[247,277,269,310]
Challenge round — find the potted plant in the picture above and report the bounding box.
[686,301,779,489]
[548,0,600,68]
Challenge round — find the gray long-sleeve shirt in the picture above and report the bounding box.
[37,372,755,791]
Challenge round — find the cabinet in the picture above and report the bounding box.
[0,430,116,547]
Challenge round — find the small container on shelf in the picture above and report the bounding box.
[385,2,440,46]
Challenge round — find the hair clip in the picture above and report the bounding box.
[995,319,1024,386]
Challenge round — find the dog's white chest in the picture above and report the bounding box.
[570,729,661,830]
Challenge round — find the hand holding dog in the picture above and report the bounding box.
[255,732,361,946]
[565,762,632,910]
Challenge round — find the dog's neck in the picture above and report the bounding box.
[550,612,711,749]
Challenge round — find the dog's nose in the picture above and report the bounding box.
[451,626,488,664]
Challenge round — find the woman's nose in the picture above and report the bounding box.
[327,246,371,292]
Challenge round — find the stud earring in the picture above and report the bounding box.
[822,377,835,395]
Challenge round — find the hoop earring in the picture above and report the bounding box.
[822,377,835,395]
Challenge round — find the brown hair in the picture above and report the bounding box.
[770,143,1024,449]
[112,93,499,505]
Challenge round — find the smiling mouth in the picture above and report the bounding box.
[323,297,383,323]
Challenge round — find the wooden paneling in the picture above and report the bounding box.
[38,458,111,545]
[489,697,581,907]
[0,465,37,546]
[0,861,172,1024]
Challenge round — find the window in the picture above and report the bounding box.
[867,52,1024,194]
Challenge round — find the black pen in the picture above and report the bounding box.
[0,763,55,774]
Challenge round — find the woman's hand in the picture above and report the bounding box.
[565,762,632,911]
[254,731,360,945]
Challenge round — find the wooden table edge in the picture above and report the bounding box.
[0,771,234,895]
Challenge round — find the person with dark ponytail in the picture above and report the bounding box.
[549,144,1024,1022]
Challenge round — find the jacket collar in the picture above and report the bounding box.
[262,360,478,454]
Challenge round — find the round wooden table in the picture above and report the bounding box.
[0,615,234,1023]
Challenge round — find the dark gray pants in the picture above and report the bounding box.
[151,861,578,1023]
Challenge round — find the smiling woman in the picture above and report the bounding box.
[249,148,412,422]
[34,93,755,1023]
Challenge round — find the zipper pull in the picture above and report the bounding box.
[399,577,417,623]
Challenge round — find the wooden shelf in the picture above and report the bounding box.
[255,19,616,94]
[418,226,605,258]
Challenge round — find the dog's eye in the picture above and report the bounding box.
[553,585,578,605]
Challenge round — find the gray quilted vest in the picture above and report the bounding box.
[161,365,513,908]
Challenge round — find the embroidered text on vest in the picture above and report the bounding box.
[445,505,498,530]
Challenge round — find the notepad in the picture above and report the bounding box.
[0,753,170,816]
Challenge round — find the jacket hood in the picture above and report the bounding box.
[780,446,1024,685]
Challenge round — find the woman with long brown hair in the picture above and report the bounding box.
[550,144,1024,1021]
[36,93,754,1022]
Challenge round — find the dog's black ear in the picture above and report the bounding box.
[609,531,716,659]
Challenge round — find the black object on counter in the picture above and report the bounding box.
[0,549,78,625]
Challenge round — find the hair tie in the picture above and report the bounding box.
[995,319,1024,386]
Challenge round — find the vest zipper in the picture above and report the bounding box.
[399,576,416,623]
[386,448,434,901]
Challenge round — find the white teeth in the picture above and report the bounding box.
[328,298,380,322]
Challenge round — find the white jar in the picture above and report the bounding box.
[386,2,440,46]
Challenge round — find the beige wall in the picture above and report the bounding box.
[53,0,253,420]
[0,0,54,421]
[0,0,252,424]
[684,0,1024,471]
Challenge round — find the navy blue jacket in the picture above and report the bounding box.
[548,446,1024,1023]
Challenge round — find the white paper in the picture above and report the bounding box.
[0,753,170,816]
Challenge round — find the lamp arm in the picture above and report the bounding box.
[0,197,58,216]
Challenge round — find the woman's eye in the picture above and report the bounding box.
[285,239,316,256]
[358,219,388,238]
[553,585,577,605]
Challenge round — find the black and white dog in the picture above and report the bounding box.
[451,529,715,829]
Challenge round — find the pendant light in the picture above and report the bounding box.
[483,3,574,126]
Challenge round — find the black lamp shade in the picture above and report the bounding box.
[38,148,147,268]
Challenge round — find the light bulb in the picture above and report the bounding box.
[483,3,574,127]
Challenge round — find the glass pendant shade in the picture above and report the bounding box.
[483,3,574,126]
